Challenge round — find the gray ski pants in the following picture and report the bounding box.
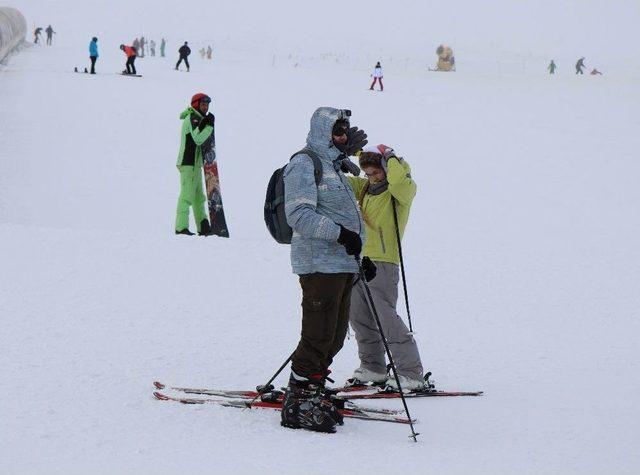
[350,261,424,380]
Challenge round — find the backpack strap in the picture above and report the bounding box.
[290,148,323,186]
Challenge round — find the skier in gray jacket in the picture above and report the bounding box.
[280,107,369,433]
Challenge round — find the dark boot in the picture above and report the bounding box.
[280,374,338,433]
[175,228,194,236]
[198,219,212,236]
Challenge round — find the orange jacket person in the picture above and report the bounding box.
[119,44,138,75]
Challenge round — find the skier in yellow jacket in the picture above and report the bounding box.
[346,144,428,390]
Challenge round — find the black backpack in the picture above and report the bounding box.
[264,148,322,244]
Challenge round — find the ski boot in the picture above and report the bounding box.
[345,367,387,388]
[198,219,212,236]
[280,372,339,433]
[175,228,195,236]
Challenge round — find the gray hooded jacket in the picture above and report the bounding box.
[284,107,365,275]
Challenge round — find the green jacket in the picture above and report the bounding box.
[347,157,417,264]
[176,107,214,167]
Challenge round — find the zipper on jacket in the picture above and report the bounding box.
[378,227,386,254]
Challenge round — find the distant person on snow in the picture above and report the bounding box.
[45,25,56,45]
[199,47,206,59]
[369,61,383,91]
[150,40,156,57]
[345,144,428,391]
[280,107,368,434]
[175,93,215,236]
[120,44,138,75]
[590,68,603,75]
[206,45,213,59]
[160,38,166,57]
[575,57,586,75]
[176,42,191,71]
[139,36,146,58]
[133,38,140,54]
[34,27,43,44]
[89,37,99,74]
[548,59,557,74]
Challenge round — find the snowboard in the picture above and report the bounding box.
[202,121,229,237]
[119,72,142,77]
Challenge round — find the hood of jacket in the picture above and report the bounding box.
[179,107,202,120]
[305,107,350,163]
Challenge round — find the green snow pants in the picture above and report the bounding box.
[175,165,207,232]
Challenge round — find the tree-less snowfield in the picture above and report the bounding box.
[1,1,639,474]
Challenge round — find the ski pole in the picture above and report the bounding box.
[250,351,294,405]
[392,198,414,334]
[355,256,420,442]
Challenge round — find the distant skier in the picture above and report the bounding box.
[34,27,43,44]
[45,25,56,45]
[139,37,146,58]
[150,40,156,57]
[590,68,603,76]
[206,45,213,59]
[160,38,166,57]
[176,42,191,71]
[369,61,383,91]
[575,57,586,75]
[548,59,557,74]
[175,93,215,236]
[199,47,206,59]
[133,38,140,55]
[120,44,138,75]
[89,37,99,74]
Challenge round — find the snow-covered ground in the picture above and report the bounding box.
[2,2,640,474]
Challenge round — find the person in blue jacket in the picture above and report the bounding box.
[89,37,99,74]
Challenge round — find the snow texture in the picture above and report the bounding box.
[1,1,639,474]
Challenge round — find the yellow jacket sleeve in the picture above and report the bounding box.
[387,157,417,206]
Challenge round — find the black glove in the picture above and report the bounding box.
[361,256,377,282]
[337,225,362,256]
[343,126,368,156]
[339,157,361,176]
[199,113,215,130]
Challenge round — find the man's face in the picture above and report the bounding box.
[332,120,349,146]
[199,101,209,114]
[363,165,386,184]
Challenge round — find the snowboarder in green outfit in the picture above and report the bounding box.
[548,59,556,74]
[175,93,215,236]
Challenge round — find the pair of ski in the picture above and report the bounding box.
[153,381,483,425]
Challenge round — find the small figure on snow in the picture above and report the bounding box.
[575,57,586,75]
[119,44,138,75]
[199,47,206,59]
[175,93,215,236]
[280,107,368,434]
[160,38,166,57]
[133,38,140,55]
[548,59,557,74]
[34,27,43,44]
[206,45,213,59]
[89,37,99,74]
[150,40,156,57]
[176,41,191,71]
[45,25,56,45]
[345,145,428,391]
[139,36,146,58]
[369,61,383,91]
[590,68,603,75]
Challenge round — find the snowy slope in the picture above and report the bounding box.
[2,1,640,474]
